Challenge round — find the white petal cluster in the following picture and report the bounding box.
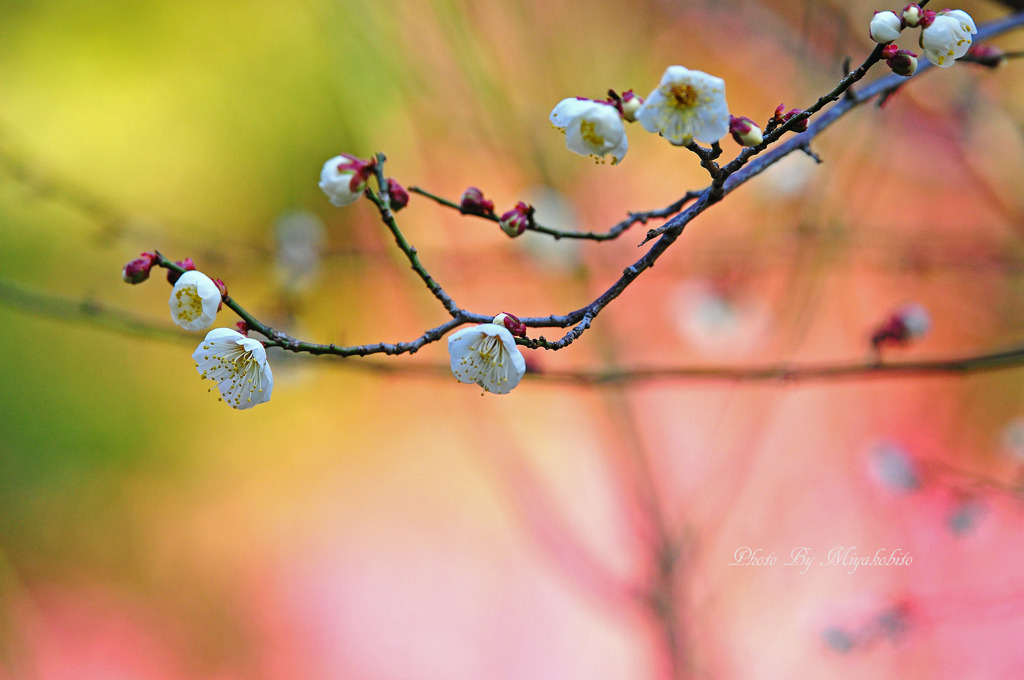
[549,99,628,164]
[870,11,903,44]
[193,328,274,409]
[635,66,730,146]
[169,270,220,331]
[921,9,977,68]
[448,321,526,394]
[319,155,366,207]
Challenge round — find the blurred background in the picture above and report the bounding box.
[2,0,1024,678]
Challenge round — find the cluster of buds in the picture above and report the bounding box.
[870,303,931,350]
[459,187,495,216]
[728,115,763,147]
[870,6,977,70]
[499,201,534,238]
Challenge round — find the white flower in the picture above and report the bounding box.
[870,11,903,44]
[192,328,273,409]
[448,320,526,394]
[319,154,371,207]
[921,9,977,67]
[635,66,730,145]
[549,98,628,164]
[169,270,221,331]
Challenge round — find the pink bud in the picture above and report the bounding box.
[902,4,923,27]
[871,303,930,349]
[499,202,532,238]
[235,320,249,335]
[459,187,495,216]
[729,115,763,146]
[966,44,1007,68]
[884,47,918,77]
[494,312,527,337]
[386,178,409,211]
[121,252,154,284]
[166,257,195,285]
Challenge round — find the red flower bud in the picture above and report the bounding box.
[386,178,409,211]
[121,252,155,284]
[459,187,495,216]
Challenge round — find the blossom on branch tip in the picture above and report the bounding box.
[319,154,375,207]
[499,202,533,238]
[870,11,904,44]
[920,9,977,68]
[635,66,730,146]
[460,187,495,216]
[122,252,155,284]
[193,328,273,409]
[448,318,527,394]
[729,116,763,147]
[169,270,221,331]
[549,98,628,164]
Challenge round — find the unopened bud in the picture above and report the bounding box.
[620,90,643,122]
[167,257,195,285]
[871,303,930,349]
[493,312,527,337]
[966,44,1007,68]
[459,187,495,216]
[901,4,922,27]
[884,46,918,76]
[870,11,904,44]
[235,320,249,335]
[386,178,409,211]
[499,201,532,238]
[729,115,763,147]
[121,252,155,284]
[773,105,808,133]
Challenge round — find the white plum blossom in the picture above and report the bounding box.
[192,328,273,409]
[870,11,903,44]
[448,318,527,394]
[549,98,628,164]
[635,66,730,146]
[169,270,221,331]
[921,9,977,67]
[319,154,373,207]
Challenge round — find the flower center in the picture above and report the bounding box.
[669,84,699,109]
[470,334,511,387]
[579,119,605,146]
[174,286,203,321]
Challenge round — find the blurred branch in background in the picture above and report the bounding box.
[7,275,1024,383]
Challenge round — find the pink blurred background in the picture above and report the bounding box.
[1,1,1024,678]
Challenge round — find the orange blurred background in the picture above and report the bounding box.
[2,1,1024,678]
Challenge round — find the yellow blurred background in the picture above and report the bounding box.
[2,1,1024,678]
